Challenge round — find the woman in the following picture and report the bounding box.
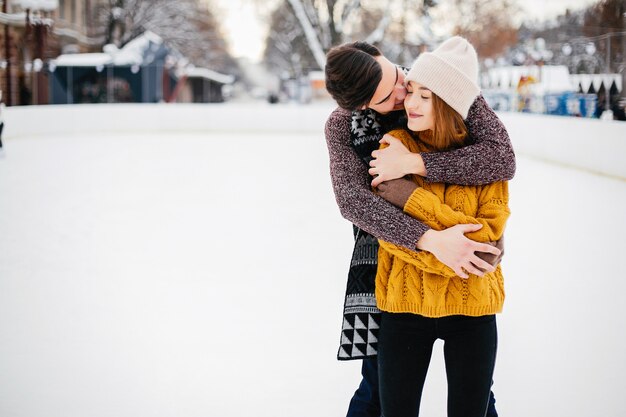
[372,37,510,417]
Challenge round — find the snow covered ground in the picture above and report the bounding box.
[0,104,625,417]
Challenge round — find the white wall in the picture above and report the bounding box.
[498,112,626,180]
[4,103,335,137]
[5,104,626,179]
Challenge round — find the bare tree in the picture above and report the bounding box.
[375,0,436,66]
[95,0,198,47]
[264,4,316,77]
[441,0,520,58]
[93,0,238,72]
[262,0,436,76]
[583,0,625,74]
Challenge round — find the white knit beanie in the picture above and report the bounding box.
[405,36,480,119]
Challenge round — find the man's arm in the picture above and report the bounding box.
[422,94,516,184]
[324,108,429,250]
[324,108,501,270]
[369,95,516,186]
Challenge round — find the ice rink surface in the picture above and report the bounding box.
[1,121,625,416]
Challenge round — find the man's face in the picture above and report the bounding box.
[365,56,407,114]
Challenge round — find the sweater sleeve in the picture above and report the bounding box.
[378,240,457,278]
[403,182,510,242]
[378,181,510,276]
[324,108,430,250]
[421,94,516,185]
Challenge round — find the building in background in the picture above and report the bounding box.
[52,0,102,54]
[1,0,57,105]
[1,0,236,105]
[171,66,234,103]
[50,31,235,105]
[49,31,177,104]
[0,0,104,106]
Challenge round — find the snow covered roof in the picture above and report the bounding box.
[53,53,111,67]
[483,65,575,94]
[570,74,622,93]
[52,31,167,67]
[113,31,164,66]
[182,67,235,85]
[0,11,27,27]
[15,0,59,10]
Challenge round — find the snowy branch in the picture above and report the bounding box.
[364,8,391,44]
[286,0,327,68]
[339,0,360,32]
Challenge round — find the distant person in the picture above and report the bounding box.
[0,90,5,149]
[267,92,279,104]
[373,36,510,417]
[594,93,606,119]
[611,96,626,121]
[324,39,515,417]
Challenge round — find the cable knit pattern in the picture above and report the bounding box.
[376,129,510,318]
[324,94,515,251]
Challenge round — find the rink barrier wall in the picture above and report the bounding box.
[5,103,334,136]
[497,113,626,180]
[5,103,626,180]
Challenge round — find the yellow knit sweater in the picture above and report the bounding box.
[376,129,510,318]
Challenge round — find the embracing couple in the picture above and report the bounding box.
[324,36,515,417]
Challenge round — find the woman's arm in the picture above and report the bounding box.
[380,181,510,277]
[403,182,510,243]
[422,95,516,184]
[378,239,457,278]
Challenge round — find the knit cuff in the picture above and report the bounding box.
[403,188,432,221]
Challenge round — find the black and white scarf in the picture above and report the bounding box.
[337,108,406,360]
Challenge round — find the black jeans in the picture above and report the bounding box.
[378,313,497,417]
[346,356,498,417]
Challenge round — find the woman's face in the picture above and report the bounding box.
[404,81,434,132]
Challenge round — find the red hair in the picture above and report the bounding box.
[418,93,468,151]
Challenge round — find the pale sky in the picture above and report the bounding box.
[519,0,599,21]
[213,0,267,62]
[215,0,601,63]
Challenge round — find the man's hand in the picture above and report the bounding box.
[417,224,501,278]
[375,178,418,208]
[369,134,425,187]
[475,237,505,271]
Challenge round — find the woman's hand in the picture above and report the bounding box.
[369,134,424,187]
[375,178,418,209]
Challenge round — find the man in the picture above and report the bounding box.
[324,41,516,417]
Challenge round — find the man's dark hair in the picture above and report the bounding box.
[325,42,383,111]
